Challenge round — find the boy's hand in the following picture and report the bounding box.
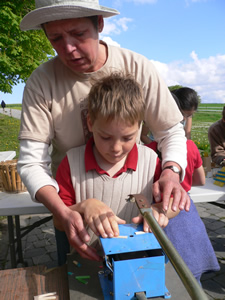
[81,198,126,238]
[132,203,169,233]
[150,203,169,230]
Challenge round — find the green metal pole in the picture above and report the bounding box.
[128,194,209,300]
[142,207,208,300]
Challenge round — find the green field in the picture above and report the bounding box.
[0,103,224,158]
[3,104,22,110]
[192,104,223,157]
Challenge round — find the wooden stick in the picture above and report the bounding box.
[10,165,17,192]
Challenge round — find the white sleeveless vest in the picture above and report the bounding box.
[67,144,157,245]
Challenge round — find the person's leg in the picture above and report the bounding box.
[54,227,70,266]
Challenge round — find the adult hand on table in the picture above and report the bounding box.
[153,167,190,212]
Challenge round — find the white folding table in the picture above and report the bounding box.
[190,177,225,205]
[0,191,50,268]
[0,150,16,162]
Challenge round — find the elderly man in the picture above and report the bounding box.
[208,106,225,166]
[18,0,188,264]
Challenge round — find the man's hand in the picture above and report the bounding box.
[36,185,101,261]
[62,209,102,261]
[153,168,190,212]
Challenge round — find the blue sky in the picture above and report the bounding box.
[2,0,225,104]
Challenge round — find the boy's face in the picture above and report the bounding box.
[87,114,139,165]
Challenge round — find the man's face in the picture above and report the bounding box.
[44,17,105,73]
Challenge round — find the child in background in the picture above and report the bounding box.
[172,87,198,140]
[54,73,179,264]
[148,93,220,284]
[208,106,225,166]
[141,87,198,144]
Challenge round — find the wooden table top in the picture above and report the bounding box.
[0,265,69,300]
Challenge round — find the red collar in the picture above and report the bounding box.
[85,137,138,178]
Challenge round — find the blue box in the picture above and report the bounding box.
[99,224,170,299]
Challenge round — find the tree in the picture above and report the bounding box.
[169,85,201,104]
[169,85,183,92]
[0,1,55,93]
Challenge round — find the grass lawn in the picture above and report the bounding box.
[4,104,22,110]
[0,114,20,158]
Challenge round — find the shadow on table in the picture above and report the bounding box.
[67,252,104,300]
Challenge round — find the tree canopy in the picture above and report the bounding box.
[0,1,55,93]
[169,85,201,103]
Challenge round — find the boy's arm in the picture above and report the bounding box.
[132,197,180,232]
[184,117,192,140]
[192,165,205,186]
[145,198,180,232]
[63,199,126,238]
[140,123,153,145]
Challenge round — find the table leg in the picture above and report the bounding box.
[7,216,16,268]
[15,215,27,266]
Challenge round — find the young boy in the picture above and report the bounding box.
[54,72,179,263]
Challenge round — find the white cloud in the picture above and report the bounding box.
[125,0,157,3]
[151,52,225,103]
[102,17,132,35]
[101,36,121,47]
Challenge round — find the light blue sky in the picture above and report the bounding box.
[2,0,225,104]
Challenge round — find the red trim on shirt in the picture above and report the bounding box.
[147,140,202,192]
[56,155,75,207]
[85,137,138,178]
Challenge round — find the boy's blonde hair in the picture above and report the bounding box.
[88,72,145,125]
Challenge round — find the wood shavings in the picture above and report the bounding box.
[43,267,59,274]
[135,231,146,235]
[73,260,81,267]
[34,292,58,299]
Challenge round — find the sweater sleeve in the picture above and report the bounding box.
[17,139,59,201]
[56,156,76,207]
[154,157,162,182]
[155,123,187,181]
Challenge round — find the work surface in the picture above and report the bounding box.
[67,252,191,300]
[0,150,16,162]
[190,177,225,203]
[1,176,224,216]
[0,265,69,300]
[0,191,49,216]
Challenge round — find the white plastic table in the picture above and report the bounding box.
[0,191,50,268]
[190,177,225,203]
[0,150,16,162]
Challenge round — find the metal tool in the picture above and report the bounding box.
[128,194,209,300]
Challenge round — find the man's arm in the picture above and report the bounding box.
[153,123,190,212]
[17,139,100,261]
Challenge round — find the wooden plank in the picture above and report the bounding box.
[0,265,69,300]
